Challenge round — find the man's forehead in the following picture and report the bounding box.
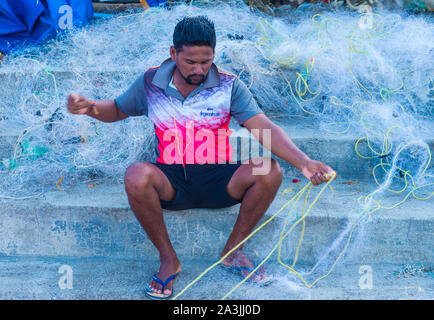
[176,45,215,59]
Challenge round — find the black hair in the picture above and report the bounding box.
[173,16,216,52]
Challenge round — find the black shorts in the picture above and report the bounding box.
[154,161,243,211]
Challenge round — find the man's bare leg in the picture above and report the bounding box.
[221,157,283,281]
[124,162,180,296]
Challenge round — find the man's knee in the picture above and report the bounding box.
[124,162,155,197]
[255,158,282,187]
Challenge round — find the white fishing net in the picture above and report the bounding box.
[0,0,432,298]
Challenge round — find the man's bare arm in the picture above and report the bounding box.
[67,94,128,123]
[243,113,336,185]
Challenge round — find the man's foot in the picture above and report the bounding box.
[146,257,181,299]
[220,249,270,283]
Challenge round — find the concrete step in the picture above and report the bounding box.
[228,117,434,179]
[1,117,432,179]
[0,256,432,299]
[0,66,141,91]
[0,177,432,265]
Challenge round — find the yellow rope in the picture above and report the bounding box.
[173,173,338,300]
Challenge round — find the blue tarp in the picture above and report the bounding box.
[144,0,167,6]
[0,0,94,54]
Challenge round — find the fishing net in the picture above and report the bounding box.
[0,0,432,298]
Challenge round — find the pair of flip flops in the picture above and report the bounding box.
[145,272,180,300]
[220,263,273,286]
[145,263,272,299]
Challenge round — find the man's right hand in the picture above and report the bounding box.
[67,94,91,115]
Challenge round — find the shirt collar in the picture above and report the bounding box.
[169,74,176,89]
[152,58,221,91]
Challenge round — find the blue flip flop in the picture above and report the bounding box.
[145,272,179,300]
[220,263,273,286]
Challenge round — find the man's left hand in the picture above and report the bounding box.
[300,160,337,186]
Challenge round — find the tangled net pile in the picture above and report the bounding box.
[0,0,432,298]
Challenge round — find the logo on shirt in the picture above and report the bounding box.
[200,107,220,117]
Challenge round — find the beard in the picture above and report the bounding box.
[180,72,206,85]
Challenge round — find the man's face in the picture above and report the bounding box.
[170,45,215,85]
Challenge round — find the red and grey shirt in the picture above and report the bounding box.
[115,58,263,164]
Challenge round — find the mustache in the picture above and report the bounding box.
[187,74,205,80]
